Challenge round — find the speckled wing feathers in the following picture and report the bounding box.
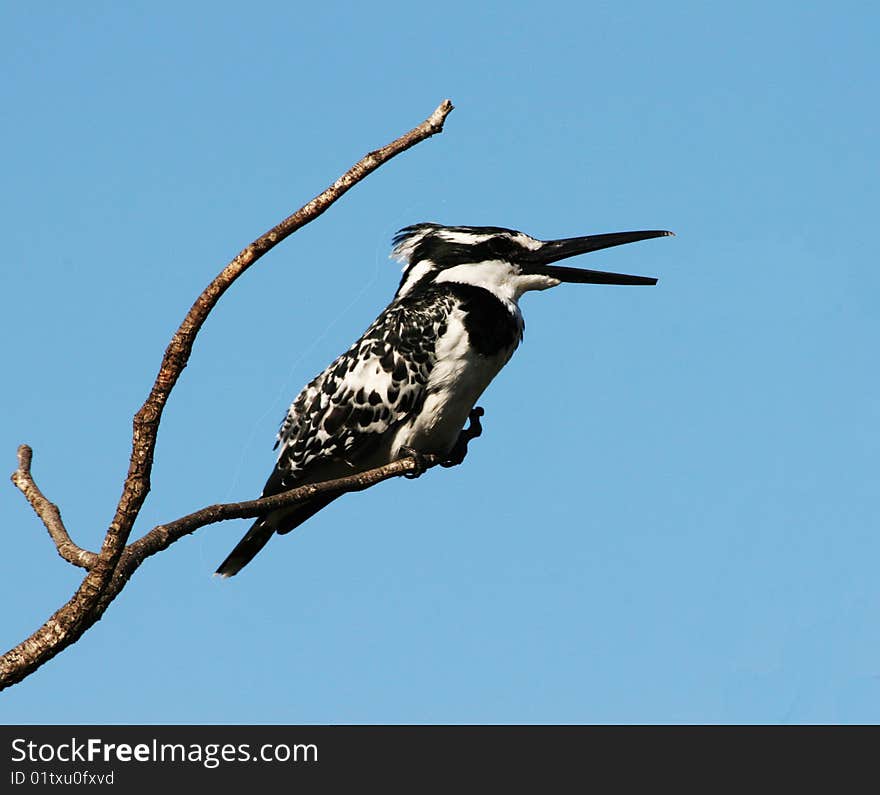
[270,290,457,489]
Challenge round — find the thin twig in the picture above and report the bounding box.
[130,454,440,562]
[10,445,98,570]
[95,452,444,614]
[2,99,455,692]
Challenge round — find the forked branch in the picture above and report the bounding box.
[2,99,455,691]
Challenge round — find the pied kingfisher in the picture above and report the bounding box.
[216,223,672,576]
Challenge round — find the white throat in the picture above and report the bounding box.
[433,260,561,302]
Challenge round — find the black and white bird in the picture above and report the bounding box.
[216,223,672,577]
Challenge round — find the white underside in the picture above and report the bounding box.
[389,262,552,460]
[387,306,516,458]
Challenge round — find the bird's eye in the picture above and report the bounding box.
[486,237,511,259]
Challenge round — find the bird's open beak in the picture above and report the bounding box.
[525,230,673,285]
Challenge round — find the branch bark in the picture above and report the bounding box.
[11,445,98,570]
[2,99,454,691]
[98,453,443,616]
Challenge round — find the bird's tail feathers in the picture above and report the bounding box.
[214,495,340,577]
[214,517,276,578]
[274,495,337,536]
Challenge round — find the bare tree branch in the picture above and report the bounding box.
[97,452,444,615]
[10,445,98,570]
[130,455,439,563]
[2,99,455,691]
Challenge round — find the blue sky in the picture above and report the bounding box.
[2,1,878,724]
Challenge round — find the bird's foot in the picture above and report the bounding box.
[400,445,429,479]
[441,406,485,468]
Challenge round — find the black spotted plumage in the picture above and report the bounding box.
[272,285,463,483]
[278,284,519,484]
[215,282,517,576]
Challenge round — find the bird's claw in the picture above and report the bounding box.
[441,406,485,468]
[400,445,428,479]
[399,407,485,476]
